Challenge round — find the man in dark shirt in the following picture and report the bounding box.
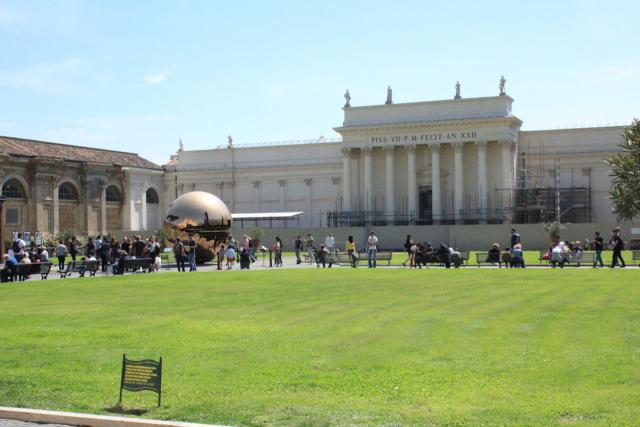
[132,235,146,258]
[593,231,604,268]
[294,235,303,264]
[510,229,521,248]
[187,235,197,272]
[610,227,626,268]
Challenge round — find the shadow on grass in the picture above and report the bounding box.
[105,404,149,416]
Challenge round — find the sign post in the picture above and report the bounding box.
[119,354,163,407]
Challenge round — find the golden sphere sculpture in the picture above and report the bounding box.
[164,191,232,263]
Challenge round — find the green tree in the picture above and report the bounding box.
[606,118,640,221]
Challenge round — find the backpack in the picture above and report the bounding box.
[11,240,20,253]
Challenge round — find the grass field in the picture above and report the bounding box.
[1,269,639,426]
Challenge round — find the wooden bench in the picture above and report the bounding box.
[632,250,640,266]
[123,258,154,273]
[475,252,504,268]
[356,251,393,266]
[59,261,89,278]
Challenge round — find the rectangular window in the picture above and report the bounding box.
[5,207,20,225]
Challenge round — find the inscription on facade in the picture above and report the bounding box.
[370,131,477,145]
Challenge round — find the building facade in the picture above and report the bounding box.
[0,136,164,243]
[164,94,625,230]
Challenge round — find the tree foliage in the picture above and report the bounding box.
[606,118,640,221]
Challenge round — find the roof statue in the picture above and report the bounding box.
[178,139,184,152]
[454,81,461,99]
[344,89,351,108]
[499,75,507,96]
[227,135,233,148]
[385,86,393,105]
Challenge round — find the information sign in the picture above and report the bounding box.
[119,354,163,407]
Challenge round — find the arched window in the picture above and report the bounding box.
[146,188,159,204]
[58,182,79,201]
[2,179,26,199]
[105,185,121,203]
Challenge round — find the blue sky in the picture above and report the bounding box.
[1,0,639,165]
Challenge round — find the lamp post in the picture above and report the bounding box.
[0,195,6,258]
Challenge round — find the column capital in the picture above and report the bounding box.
[331,177,340,186]
[340,147,352,156]
[278,179,287,187]
[404,143,416,153]
[252,180,261,189]
[452,141,464,150]
[474,140,488,147]
[383,144,395,152]
[498,139,516,146]
[428,142,440,152]
[362,146,373,153]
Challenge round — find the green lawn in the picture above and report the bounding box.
[1,269,639,426]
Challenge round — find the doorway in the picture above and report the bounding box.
[418,186,432,224]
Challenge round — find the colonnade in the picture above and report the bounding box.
[341,141,515,223]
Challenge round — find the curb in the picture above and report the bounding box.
[0,407,231,427]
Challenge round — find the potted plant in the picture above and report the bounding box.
[543,221,565,245]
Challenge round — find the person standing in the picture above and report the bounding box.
[294,235,303,264]
[610,227,626,268]
[187,235,197,272]
[69,236,78,263]
[367,231,378,268]
[85,237,96,259]
[173,238,186,272]
[325,234,335,254]
[225,245,236,270]
[510,228,521,248]
[121,236,131,255]
[55,240,67,270]
[305,233,315,264]
[12,232,26,261]
[274,236,283,267]
[345,235,358,268]
[593,231,604,268]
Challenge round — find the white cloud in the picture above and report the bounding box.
[0,58,85,95]
[144,73,167,84]
[143,65,179,85]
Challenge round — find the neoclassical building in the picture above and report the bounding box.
[164,92,624,229]
[0,89,632,249]
[0,136,164,241]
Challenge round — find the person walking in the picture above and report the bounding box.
[173,238,186,272]
[367,231,378,268]
[187,235,197,271]
[55,240,67,270]
[345,235,358,268]
[593,231,604,268]
[610,227,626,268]
[402,234,412,267]
[294,235,303,264]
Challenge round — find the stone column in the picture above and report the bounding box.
[341,148,352,211]
[430,144,441,223]
[384,145,395,218]
[98,179,107,234]
[141,184,148,231]
[475,140,488,223]
[52,177,60,233]
[304,178,313,227]
[405,144,417,220]
[453,142,464,223]
[363,146,373,211]
[253,180,261,212]
[500,140,514,212]
[331,177,341,211]
[278,179,287,211]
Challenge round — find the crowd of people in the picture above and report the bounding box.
[1,227,633,280]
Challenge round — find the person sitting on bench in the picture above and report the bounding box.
[486,243,501,263]
[1,254,18,282]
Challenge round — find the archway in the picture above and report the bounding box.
[145,188,160,230]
